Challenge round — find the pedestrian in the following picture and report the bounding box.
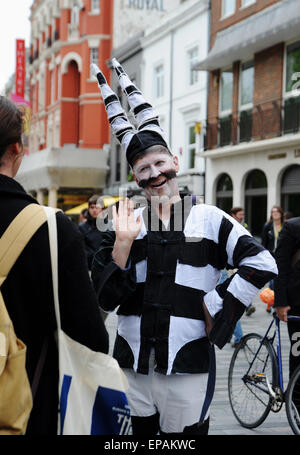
[230,207,256,317]
[262,205,284,306]
[284,211,293,221]
[91,60,277,435]
[79,195,105,270]
[274,217,300,378]
[230,206,248,230]
[262,205,284,256]
[79,207,88,223]
[79,195,112,321]
[0,96,109,435]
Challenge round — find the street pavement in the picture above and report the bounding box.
[104,292,294,436]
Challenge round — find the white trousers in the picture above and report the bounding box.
[123,351,209,433]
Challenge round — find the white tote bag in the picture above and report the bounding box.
[43,207,132,435]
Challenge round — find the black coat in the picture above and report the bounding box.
[274,217,300,308]
[79,215,111,270]
[261,221,276,253]
[0,174,108,434]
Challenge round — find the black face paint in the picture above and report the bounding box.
[137,169,177,189]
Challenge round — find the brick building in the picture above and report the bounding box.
[16,0,113,210]
[195,0,300,238]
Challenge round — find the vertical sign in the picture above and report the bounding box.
[16,39,25,98]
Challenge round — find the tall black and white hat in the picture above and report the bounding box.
[91,58,169,167]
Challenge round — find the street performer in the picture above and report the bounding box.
[91,59,278,435]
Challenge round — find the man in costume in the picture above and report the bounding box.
[91,60,278,435]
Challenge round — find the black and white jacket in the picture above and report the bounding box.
[92,200,277,376]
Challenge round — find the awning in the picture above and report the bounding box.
[194,0,300,71]
[65,196,122,215]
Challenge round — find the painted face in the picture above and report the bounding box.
[133,151,179,200]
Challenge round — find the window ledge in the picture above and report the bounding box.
[239,1,256,11]
[220,12,235,22]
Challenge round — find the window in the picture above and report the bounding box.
[239,61,254,142]
[241,0,256,7]
[91,0,100,13]
[187,47,199,86]
[71,5,80,27]
[284,41,300,134]
[187,125,196,169]
[285,41,300,93]
[154,64,164,99]
[90,48,98,77]
[39,71,45,111]
[219,68,233,146]
[51,70,55,104]
[240,61,254,107]
[222,0,236,18]
[220,68,233,113]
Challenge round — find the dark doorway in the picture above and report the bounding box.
[245,169,267,239]
[281,165,300,217]
[216,173,233,214]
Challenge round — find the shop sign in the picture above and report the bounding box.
[16,39,25,98]
[127,0,165,11]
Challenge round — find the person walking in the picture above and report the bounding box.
[91,60,277,436]
[230,207,256,318]
[274,217,300,378]
[262,205,284,313]
[262,205,284,257]
[0,96,109,435]
[79,194,110,271]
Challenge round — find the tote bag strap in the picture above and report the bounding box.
[42,207,61,330]
[0,204,48,287]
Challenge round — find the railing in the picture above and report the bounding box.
[205,96,300,150]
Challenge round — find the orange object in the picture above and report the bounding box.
[259,288,274,307]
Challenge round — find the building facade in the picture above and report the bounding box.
[141,0,209,197]
[106,0,209,198]
[105,0,186,197]
[106,32,144,197]
[16,0,113,210]
[196,0,300,238]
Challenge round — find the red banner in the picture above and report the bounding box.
[16,39,25,98]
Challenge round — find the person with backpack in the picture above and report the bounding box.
[0,96,109,435]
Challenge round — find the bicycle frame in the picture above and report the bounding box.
[245,314,300,395]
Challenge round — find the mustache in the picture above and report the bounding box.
[137,169,177,189]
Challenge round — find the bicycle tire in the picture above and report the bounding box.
[228,333,278,429]
[285,364,300,435]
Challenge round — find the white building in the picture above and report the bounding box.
[140,0,209,196]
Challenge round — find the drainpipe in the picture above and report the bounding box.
[203,0,212,203]
[169,29,174,149]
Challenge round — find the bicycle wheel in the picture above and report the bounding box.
[285,364,300,435]
[228,333,278,428]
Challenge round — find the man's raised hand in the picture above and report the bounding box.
[112,198,142,269]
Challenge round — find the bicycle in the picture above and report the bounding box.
[228,313,300,435]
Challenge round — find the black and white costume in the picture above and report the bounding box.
[90,60,278,434]
[93,202,278,373]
